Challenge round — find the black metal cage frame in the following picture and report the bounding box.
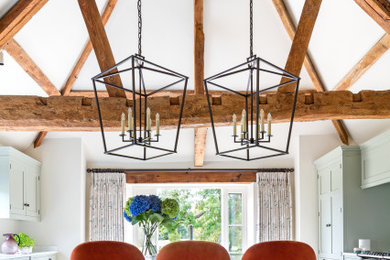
[204,55,300,161]
[92,54,188,160]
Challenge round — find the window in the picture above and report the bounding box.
[221,188,247,260]
[125,183,254,257]
[158,188,221,245]
[228,193,243,254]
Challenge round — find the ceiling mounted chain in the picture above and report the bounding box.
[137,0,142,56]
[249,0,254,57]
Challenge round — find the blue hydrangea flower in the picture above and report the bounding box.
[124,210,131,222]
[148,195,162,213]
[130,195,150,216]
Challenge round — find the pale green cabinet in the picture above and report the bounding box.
[315,146,390,259]
[361,130,390,189]
[315,146,360,260]
[0,147,41,221]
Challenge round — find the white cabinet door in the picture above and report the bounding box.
[319,194,332,256]
[9,162,25,215]
[330,163,343,258]
[319,168,332,256]
[24,165,40,217]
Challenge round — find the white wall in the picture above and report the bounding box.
[294,134,341,253]
[16,138,87,260]
[0,219,19,236]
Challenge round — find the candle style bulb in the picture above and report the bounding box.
[260,109,265,132]
[232,114,237,136]
[128,108,132,131]
[241,109,247,132]
[146,107,151,131]
[156,113,160,135]
[120,112,125,136]
[240,117,245,139]
[267,113,272,136]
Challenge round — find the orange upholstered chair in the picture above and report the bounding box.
[242,241,316,260]
[70,241,144,260]
[156,241,230,260]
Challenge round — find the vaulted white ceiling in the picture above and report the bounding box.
[0,0,390,165]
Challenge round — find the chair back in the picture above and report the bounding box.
[242,241,316,260]
[70,241,144,260]
[156,241,230,260]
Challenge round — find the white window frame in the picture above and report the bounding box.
[125,183,252,254]
[221,186,248,255]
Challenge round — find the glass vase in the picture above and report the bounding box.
[142,227,157,260]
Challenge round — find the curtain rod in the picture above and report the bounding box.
[87,168,294,173]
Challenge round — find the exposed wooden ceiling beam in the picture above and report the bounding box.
[194,0,204,95]
[126,171,257,183]
[194,127,207,167]
[0,90,389,131]
[272,0,325,92]
[279,0,322,92]
[4,39,60,96]
[33,0,120,148]
[4,37,60,149]
[78,0,125,98]
[354,0,390,34]
[331,120,350,145]
[272,0,349,144]
[0,0,48,49]
[334,33,390,91]
[366,0,390,20]
[33,131,47,148]
[62,0,118,96]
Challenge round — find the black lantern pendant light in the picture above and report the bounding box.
[92,0,188,160]
[204,0,300,161]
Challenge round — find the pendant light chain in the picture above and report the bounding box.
[137,0,142,56]
[249,0,254,57]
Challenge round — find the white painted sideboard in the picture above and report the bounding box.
[360,130,390,189]
[0,147,41,221]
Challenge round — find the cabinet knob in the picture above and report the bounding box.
[24,203,30,207]
[326,224,331,227]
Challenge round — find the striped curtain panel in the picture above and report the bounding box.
[89,172,125,241]
[257,171,293,242]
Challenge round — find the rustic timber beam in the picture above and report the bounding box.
[194,128,207,167]
[0,90,389,131]
[0,0,48,49]
[272,0,349,144]
[78,0,125,98]
[279,0,322,92]
[331,120,350,145]
[33,0,120,148]
[334,33,390,91]
[4,39,60,96]
[33,131,47,148]
[4,39,60,148]
[354,0,390,34]
[271,0,325,92]
[62,0,118,96]
[194,0,204,95]
[126,171,257,183]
